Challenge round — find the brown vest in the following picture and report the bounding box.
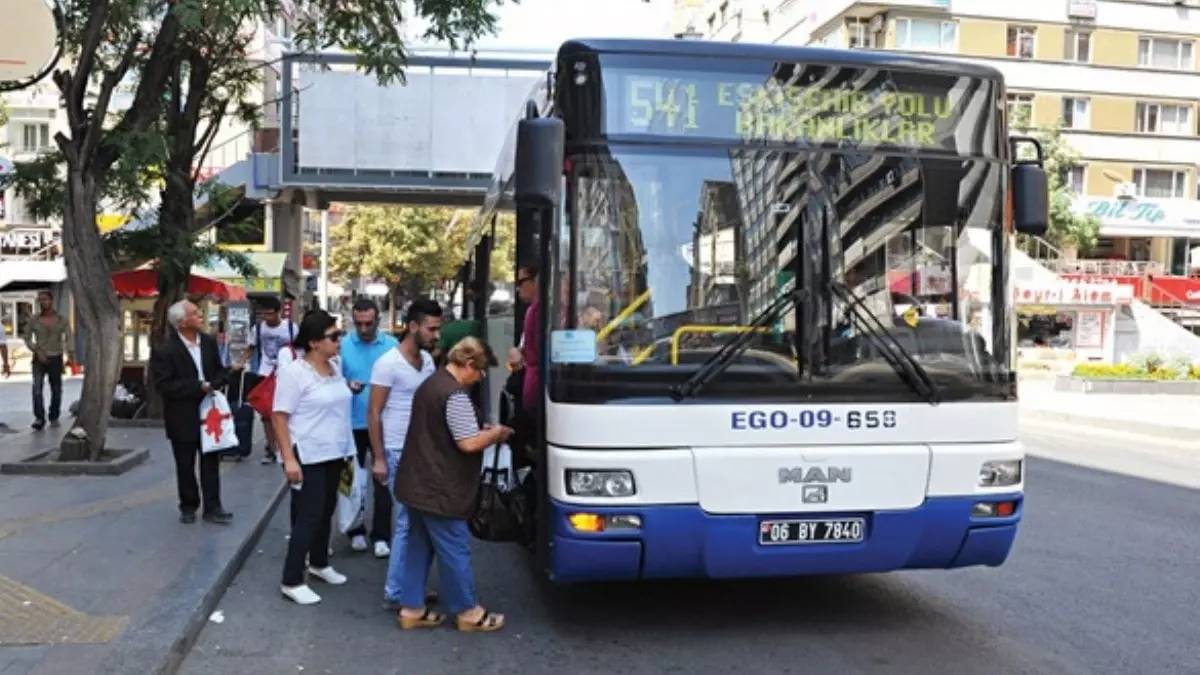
[394,368,482,520]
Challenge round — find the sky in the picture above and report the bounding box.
[412,0,676,52]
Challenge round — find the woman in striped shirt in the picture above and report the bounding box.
[393,337,512,632]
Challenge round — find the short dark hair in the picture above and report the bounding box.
[37,290,53,300]
[351,298,380,316]
[518,261,539,279]
[295,309,337,351]
[404,298,443,327]
[257,296,282,312]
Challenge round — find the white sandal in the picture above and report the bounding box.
[281,584,321,605]
[307,565,347,585]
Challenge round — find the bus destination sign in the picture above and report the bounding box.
[607,67,990,154]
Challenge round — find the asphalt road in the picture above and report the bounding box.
[181,429,1200,675]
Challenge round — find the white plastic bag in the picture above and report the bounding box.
[480,443,514,491]
[336,457,367,534]
[199,392,239,453]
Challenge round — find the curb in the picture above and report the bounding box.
[1020,409,1196,442]
[159,478,288,675]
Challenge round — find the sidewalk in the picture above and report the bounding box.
[1018,375,1200,440]
[0,392,284,675]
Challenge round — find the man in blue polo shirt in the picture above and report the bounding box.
[340,298,398,557]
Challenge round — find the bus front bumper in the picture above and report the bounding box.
[548,495,1021,582]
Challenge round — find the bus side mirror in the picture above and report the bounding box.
[1010,136,1049,237]
[515,115,565,208]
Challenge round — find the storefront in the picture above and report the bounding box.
[1013,278,1133,363]
[111,268,247,389]
[1073,197,1200,276]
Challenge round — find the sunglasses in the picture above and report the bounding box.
[324,330,344,342]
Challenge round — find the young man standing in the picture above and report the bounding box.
[24,290,71,430]
[339,298,398,557]
[368,299,442,609]
[236,296,295,464]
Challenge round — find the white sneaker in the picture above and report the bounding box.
[350,535,369,552]
[374,540,391,559]
[307,565,347,585]
[281,584,321,605]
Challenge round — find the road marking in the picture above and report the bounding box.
[0,574,128,645]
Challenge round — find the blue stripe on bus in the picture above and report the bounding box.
[548,495,1021,582]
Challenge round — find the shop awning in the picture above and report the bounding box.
[197,252,288,295]
[112,269,248,302]
[0,259,67,291]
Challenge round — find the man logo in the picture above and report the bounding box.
[802,485,827,504]
[778,466,852,484]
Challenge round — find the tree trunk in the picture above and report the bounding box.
[59,168,122,461]
[144,157,196,420]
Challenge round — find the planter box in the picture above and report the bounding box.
[0,447,150,476]
[1054,375,1200,395]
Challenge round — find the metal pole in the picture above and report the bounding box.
[319,209,329,310]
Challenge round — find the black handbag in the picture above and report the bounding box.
[468,444,524,542]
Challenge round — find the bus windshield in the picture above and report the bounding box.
[546,143,1012,404]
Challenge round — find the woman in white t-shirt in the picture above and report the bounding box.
[272,310,355,606]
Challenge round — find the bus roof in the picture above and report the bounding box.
[557,38,1004,83]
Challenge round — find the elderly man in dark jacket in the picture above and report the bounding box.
[150,300,233,524]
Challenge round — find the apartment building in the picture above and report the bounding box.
[682,0,1200,276]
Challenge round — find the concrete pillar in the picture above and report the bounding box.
[318,210,329,310]
[269,200,304,299]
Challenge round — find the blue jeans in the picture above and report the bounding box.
[31,355,63,423]
[400,509,477,615]
[383,449,409,603]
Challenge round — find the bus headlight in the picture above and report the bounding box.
[978,460,1022,487]
[566,470,636,497]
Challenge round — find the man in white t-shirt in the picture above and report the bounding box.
[234,296,296,464]
[368,298,442,609]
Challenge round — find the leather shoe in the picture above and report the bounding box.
[180,512,197,524]
[203,510,234,525]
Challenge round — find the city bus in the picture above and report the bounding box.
[466,39,1048,582]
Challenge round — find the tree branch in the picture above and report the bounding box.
[68,0,110,123]
[96,10,183,173]
[192,106,227,183]
[82,32,141,164]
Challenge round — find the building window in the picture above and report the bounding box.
[1136,102,1192,135]
[20,123,50,153]
[1138,37,1194,70]
[1007,93,1034,128]
[1064,30,1091,63]
[895,18,957,52]
[1060,165,1086,195]
[846,17,880,49]
[1007,25,1037,59]
[1133,168,1186,199]
[1062,98,1090,130]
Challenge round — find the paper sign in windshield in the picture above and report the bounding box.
[550,330,598,364]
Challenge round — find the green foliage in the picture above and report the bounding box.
[1010,111,1099,255]
[1071,363,1144,380]
[1072,353,1200,381]
[331,206,475,297]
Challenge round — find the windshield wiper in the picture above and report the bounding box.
[670,287,802,402]
[829,281,941,405]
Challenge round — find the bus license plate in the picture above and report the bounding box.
[759,518,865,545]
